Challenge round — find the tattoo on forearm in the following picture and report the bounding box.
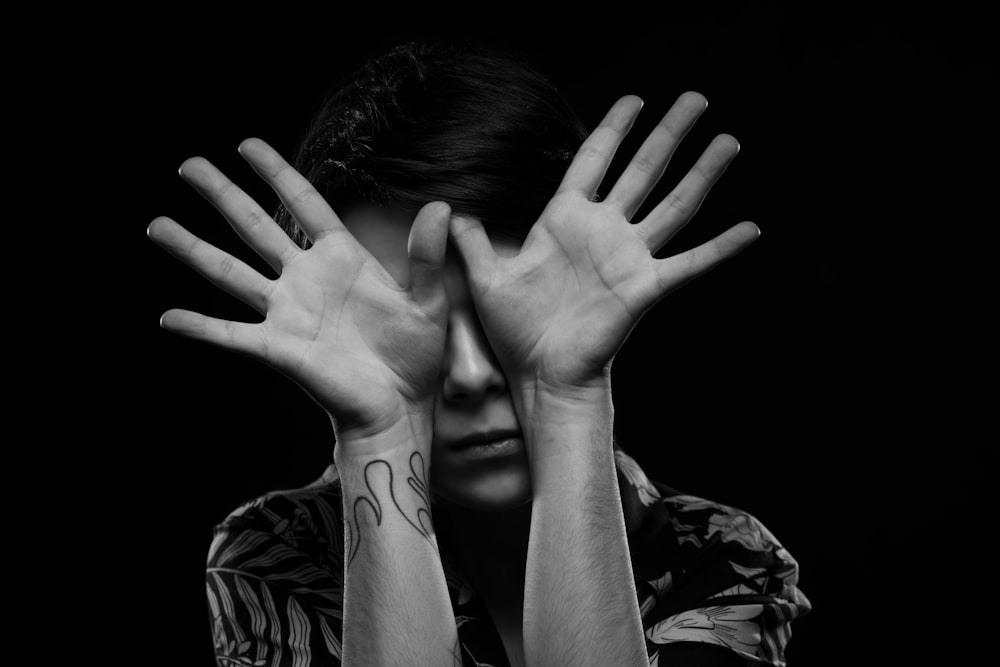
[448,633,463,666]
[346,451,436,568]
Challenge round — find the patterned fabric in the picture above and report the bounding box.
[206,450,811,666]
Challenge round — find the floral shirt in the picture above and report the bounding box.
[206,449,811,666]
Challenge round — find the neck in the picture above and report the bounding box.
[434,499,532,607]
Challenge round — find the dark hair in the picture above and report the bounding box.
[275,41,589,247]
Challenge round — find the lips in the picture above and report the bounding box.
[449,429,522,450]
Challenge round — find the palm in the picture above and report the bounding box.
[451,93,760,391]
[471,193,658,383]
[260,231,445,428]
[149,139,451,439]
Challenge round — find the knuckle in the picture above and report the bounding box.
[218,254,236,280]
[691,161,714,180]
[277,243,300,265]
[664,191,690,216]
[684,249,702,274]
[243,208,266,231]
[291,186,319,207]
[657,119,683,143]
[184,234,202,258]
[631,154,661,177]
[257,326,271,360]
[260,278,276,303]
[576,143,606,160]
[213,179,239,202]
[264,157,289,181]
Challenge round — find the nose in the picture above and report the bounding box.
[441,309,507,403]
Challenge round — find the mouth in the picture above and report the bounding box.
[450,429,523,450]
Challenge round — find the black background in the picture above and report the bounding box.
[9,4,993,665]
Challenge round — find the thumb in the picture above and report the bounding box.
[448,214,496,284]
[407,201,451,311]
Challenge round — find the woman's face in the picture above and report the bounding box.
[341,205,532,512]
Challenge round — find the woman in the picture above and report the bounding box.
[149,41,810,666]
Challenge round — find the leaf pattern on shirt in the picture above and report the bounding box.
[205,451,810,666]
[614,448,662,506]
[669,495,797,565]
[647,604,764,660]
[647,569,674,599]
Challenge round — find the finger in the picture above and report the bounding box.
[556,95,644,198]
[178,157,299,273]
[407,201,451,312]
[148,217,271,314]
[159,308,264,358]
[651,221,760,299]
[448,215,497,285]
[604,91,708,220]
[636,133,741,253]
[238,137,342,243]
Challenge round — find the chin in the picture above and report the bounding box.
[430,468,533,513]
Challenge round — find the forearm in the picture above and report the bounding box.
[335,418,461,667]
[518,380,648,667]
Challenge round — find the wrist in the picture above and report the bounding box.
[512,369,613,421]
[513,372,614,467]
[332,408,434,463]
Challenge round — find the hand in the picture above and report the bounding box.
[149,139,450,448]
[449,92,759,400]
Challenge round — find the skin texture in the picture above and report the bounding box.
[147,92,753,509]
[149,141,452,450]
[150,90,759,667]
[442,93,758,667]
[449,93,756,406]
[340,205,533,514]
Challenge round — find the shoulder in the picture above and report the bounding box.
[206,462,345,582]
[205,464,347,665]
[613,449,811,666]
[614,448,805,596]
